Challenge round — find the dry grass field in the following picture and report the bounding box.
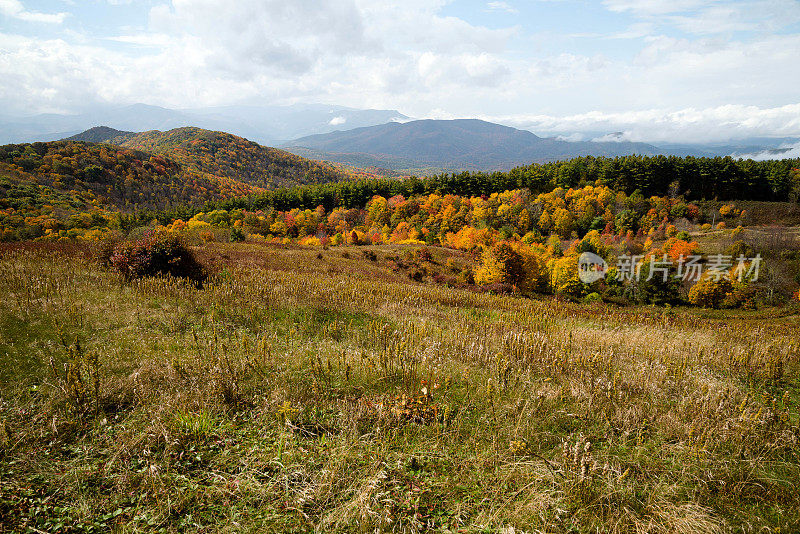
[1,241,799,533]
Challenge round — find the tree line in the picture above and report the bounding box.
[118,155,799,231]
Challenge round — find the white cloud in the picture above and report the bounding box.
[0,0,67,23]
[601,0,708,16]
[1,0,799,146]
[492,104,800,143]
[328,116,346,126]
[486,1,518,14]
[106,34,173,47]
[556,132,585,142]
[737,141,800,161]
[592,132,632,142]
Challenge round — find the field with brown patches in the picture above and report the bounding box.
[1,242,799,533]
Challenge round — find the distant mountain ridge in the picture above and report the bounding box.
[0,103,408,145]
[283,119,663,171]
[66,126,134,143]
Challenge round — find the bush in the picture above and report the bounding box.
[476,242,548,293]
[109,230,206,286]
[93,236,121,268]
[725,240,754,259]
[583,292,602,304]
[687,275,734,308]
[415,247,433,263]
[635,260,682,306]
[478,282,515,295]
[230,227,245,242]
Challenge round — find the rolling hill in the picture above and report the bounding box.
[0,140,261,214]
[68,126,350,190]
[283,119,663,171]
[0,125,357,241]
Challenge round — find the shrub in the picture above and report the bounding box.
[415,247,433,263]
[92,236,121,268]
[565,277,593,299]
[478,282,515,295]
[722,284,758,309]
[635,259,683,306]
[475,242,547,293]
[725,240,754,259]
[109,230,206,285]
[687,275,734,308]
[230,227,245,242]
[408,269,424,282]
[583,292,602,304]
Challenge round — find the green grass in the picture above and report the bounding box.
[1,242,799,533]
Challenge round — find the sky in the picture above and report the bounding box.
[1,0,799,143]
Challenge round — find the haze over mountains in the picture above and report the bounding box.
[282,119,665,171]
[0,103,408,146]
[5,103,799,174]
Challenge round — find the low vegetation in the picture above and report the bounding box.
[1,241,798,532]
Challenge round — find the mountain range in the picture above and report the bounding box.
[282,119,665,171]
[4,103,799,172]
[0,103,407,146]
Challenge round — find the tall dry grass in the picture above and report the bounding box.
[0,242,798,533]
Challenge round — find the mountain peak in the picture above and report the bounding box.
[66,126,134,143]
[284,118,654,171]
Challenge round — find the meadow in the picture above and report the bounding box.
[1,241,799,533]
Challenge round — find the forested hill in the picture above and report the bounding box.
[66,126,134,144]
[0,141,261,212]
[96,127,349,190]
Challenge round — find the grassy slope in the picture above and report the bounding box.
[0,242,799,533]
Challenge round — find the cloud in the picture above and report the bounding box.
[492,104,800,143]
[328,116,346,126]
[1,0,799,147]
[106,34,173,47]
[556,133,585,142]
[486,1,518,14]
[602,0,800,35]
[0,0,67,23]
[592,132,632,142]
[736,141,800,161]
[601,0,708,16]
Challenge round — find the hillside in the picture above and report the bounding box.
[284,119,662,171]
[2,238,800,532]
[0,140,266,240]
[0,128,360,241]
[0,140,265,206]
[99,127,350,189]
